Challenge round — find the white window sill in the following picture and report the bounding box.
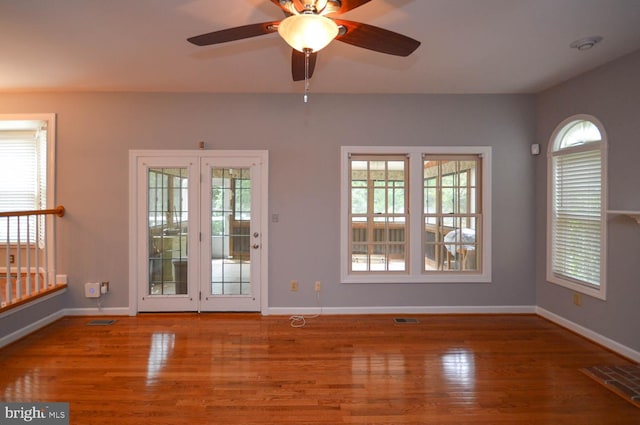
[607,210,640,224]
[342,272,492,284]
[546,274,605,300]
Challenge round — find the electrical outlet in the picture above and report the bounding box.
[573,293,581,306]
[290,280,298,292]
[314,281,321,292]
[101,281,110,294]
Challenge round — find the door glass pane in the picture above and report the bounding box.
[210,167,251,296]
[148,168,188,295]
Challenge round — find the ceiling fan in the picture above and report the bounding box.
[187,0,421,82]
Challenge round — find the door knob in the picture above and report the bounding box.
[252,244,260,249]
[253,232,259,238]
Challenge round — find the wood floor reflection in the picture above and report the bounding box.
[0,314,637,424]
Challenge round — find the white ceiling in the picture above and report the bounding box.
[2,0,640,94]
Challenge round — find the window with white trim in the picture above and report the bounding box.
[349,155,408,273]
[423,155,482,272]
[0,115,54,244]
[341,146,492,284]
[547,116,607,299]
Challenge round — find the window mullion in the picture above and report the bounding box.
[366,167,375,269]
[409,153,422,276]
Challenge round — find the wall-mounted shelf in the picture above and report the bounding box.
[607,210,640,224]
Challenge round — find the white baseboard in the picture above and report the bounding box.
[267,305,537,316]
[0,309,66,348]
[536,306,640,363]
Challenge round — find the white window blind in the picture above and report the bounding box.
[551,148,602,286]
[547,115,606,300]
[0,126,47,243]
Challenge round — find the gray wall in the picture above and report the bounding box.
[536,50,640,352]
[0,92,536,329]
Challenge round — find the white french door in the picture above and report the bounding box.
[199,157,264,311]
[130,150,268,313]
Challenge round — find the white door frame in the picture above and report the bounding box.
[128,149,269,315]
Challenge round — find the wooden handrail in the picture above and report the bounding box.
[0,205,65,218]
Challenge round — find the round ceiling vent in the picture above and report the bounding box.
[570,36,603,51]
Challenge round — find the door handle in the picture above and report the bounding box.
[253,232,259,238]
[252,244,260,249]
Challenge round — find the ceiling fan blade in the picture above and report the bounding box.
[187,22,280,46]
[334,0,372,15]
[334,19,420,56]
[291,50,317,81]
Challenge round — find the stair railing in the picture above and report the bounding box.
[0,205,65,309]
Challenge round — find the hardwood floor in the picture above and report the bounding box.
[0,314,637,424]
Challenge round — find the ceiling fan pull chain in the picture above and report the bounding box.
[304,48,311,103]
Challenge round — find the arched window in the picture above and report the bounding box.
[547,115,607,299]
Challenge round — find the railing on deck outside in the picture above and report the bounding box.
[0,205,65,310]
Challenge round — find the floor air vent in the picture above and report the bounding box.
[86,319,117,326]
[393,318,419,324]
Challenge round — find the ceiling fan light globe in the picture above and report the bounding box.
[278,14,339,53]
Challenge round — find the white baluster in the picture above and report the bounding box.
[4,218,11,306]
[16,216,22,300]
[26,215,32,296]
[35,214,41,293]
